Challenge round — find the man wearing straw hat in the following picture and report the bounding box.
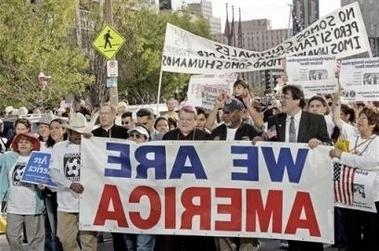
[50,113,97,251]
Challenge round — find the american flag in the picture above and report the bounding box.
[334,162,356,205]
[266,125,277,139]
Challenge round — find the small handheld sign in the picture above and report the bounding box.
[21,151,57,188]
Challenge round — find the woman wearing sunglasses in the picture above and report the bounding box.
[125,125,155,251]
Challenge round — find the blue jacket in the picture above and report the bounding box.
[0,151,45,215]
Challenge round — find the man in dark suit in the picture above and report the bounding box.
[266,85,330,251]
[92,103,128,251]
[92,103,129,139]
[267,85,330,146]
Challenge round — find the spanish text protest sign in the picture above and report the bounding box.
[80,138,334,243]
[162,2,370,74]
[340,57,379,102]
[287,56,338,98]
[187,74,237,110]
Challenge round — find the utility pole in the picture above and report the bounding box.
[104,0,118,106]
[74,0,82,48]
[375,23,379,57]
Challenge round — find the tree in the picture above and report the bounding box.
[0,0,93,110]
[114,4,212,104]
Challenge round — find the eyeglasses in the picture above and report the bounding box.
[280,94,293,100]
[129,133,142,139]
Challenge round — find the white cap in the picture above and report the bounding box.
[128,126,150,139]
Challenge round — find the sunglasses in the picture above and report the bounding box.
[129,133,143,139]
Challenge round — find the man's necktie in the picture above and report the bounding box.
[289,116,296,142]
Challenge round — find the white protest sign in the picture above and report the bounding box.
[340,57,379,102]
[287,56,338,98]
[80,138,334,244]
[187,74,237,110]
[334,167,377,213]
[107,60,118,77]
[162,2,371,74]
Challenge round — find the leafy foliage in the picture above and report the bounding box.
[108,1,212,104]
[0,0,212,109]
[0,0,93,110]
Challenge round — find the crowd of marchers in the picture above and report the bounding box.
[0,67,379,251]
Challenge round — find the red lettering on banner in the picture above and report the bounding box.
[129,186,161,230]
[285,192,321,237]
[165,187,176,229]
[93,184,128,227]
[180,187,211,230]
[246,190,283,233]
[92,185,322,239]
[215,188,242,231]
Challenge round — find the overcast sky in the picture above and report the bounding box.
[173,0,341,30]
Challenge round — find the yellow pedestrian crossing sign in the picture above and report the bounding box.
[93,24,125,60]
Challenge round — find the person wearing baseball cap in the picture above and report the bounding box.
[0,133,45,250]
[128,125,150,143]
[210,98,260,251]
[124,125,156,251]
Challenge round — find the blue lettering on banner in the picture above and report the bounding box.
[20,151,56,188]
[231,146,259,181]
[261,147,308,183]
[105,143,132,178]
[169,146,207,179]
[135,146,166,179]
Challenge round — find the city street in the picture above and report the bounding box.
[1,1,377,251]
[0,233,338,251]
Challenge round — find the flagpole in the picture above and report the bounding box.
[287,4,293,55]
[156,69,163,115]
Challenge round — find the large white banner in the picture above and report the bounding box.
[287,56,338,98]
[187,74,237,110]
[340,57,379,101]
[162,2,371,74]
[80,138,334,244]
